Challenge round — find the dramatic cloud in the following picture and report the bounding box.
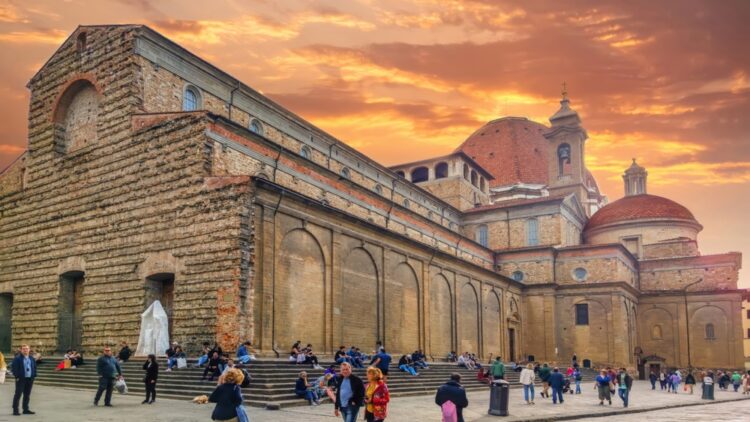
[0,0,748,285]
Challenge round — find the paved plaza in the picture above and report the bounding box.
[1,380,749,421]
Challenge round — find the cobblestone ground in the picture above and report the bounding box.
[1,380,748,422]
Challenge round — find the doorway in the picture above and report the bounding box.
[58,271,85,352]
[0,293,12,353]
[508,328,516,362]
[145,273,175,339]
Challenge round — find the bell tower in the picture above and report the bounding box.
[544,83,589,205]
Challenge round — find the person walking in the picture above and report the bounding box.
[548,367,565,404]
[731,371,742,392]
[649,370,657,390]
[571,367,582,394]
[94,346,123,407]
[436,373,469,422]
[685,371,696,394]
[208,368,246,421]
[142,354,158,404]
[519,363,536,405]
[671,370,681,394]
[742,371,750,395]
[364,367,390,422]
[334,362,366,422]
[538,363,551,398]
[595,369,612,406]
[11,344,37,416]
[615,368,633,408]
[659,370,667,390]
[490,357,505,381]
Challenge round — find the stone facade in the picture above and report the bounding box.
[0,25,744,373]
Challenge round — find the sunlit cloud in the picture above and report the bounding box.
[0,29,67,44]
[0,3,28,23]
[0,144,25,154]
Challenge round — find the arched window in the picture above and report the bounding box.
[183,86,200,111]
[374,184,383,195]
[435,162,448,179]
[76,32,87,54]
[480,177,486,192]
[411,166,429,183]
[340,167,351,179]
[651,325,663,340]
[705,323,715,339]
[403,199,410,208]
[557,143,572,176]
[300,145,311,159]
[54,79,100,153]
[527,218,539,246]
[470,170,478,187]
[476,225,488,247]
[463,164,469,180]
[250,119,263,135]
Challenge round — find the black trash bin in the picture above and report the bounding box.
[488,379,510,416]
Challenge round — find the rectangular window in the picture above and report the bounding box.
[527,219,538,246]
[746,309,750,319]
[747,328,750,338]
[477,226,488,247]
[575,304,589,325]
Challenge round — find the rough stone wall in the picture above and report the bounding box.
[643,239,700,259]
[639,254,740,291]
[0,153,26,196]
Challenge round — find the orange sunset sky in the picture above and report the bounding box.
[0,0,748,287]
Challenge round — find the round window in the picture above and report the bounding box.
[511,271,524,282]
[574,267,587,281]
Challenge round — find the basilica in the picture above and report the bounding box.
[0,25,744,376]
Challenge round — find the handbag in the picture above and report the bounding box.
[0,369,6,384]
[441,400,458,422]
[177,357,188,369]
[64,359,72,369]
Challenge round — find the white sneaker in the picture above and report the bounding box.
[166,368,171,372]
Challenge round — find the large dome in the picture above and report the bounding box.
[454,117,549,187]
[585,194,699,232]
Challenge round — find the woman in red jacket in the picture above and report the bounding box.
[365,366,390,422]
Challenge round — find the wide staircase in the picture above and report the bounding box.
[33,358,596,409]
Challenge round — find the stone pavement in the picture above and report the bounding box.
[1,380,748,422]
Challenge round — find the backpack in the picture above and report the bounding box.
[240,369,251,388]
[441,400,457,422]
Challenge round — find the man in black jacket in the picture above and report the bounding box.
[615,368,633,408]
[435,373,469,422]
[11,344,37,416]
[334,362,365,422]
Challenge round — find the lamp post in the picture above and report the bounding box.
[683,278,703,370]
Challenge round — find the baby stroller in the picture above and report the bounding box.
[562,378,572,394]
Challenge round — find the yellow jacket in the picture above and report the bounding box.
[0,351,6,370]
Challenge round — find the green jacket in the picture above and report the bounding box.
[732,373,741,383]
[539,366,551,381]
[490,360,505,377]
[96,355,122,379]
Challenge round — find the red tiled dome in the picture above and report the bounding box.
[454,117,549,187]
[585,194,699,231]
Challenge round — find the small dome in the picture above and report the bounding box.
[585,194,699,232]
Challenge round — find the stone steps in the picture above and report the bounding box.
[31,358,596,409]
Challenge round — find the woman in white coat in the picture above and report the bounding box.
[520,363,536,405]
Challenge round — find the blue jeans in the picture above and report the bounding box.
[339,405,360,422]
[400,364,417,375]
[551,387,563,403]
[167,357,177,369]
[523,384,535,402]
[352,359,364,369]
[618,388,629,407]
[336,357,351,365]
[237,355,252,364]
[297,390,318,403]
[650,379,656,389]
[575,380,581,394]
[672,381,679,392]
[197,355,208,367]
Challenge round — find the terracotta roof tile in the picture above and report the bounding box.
[585,194,698,231]
[454,117,549,187]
